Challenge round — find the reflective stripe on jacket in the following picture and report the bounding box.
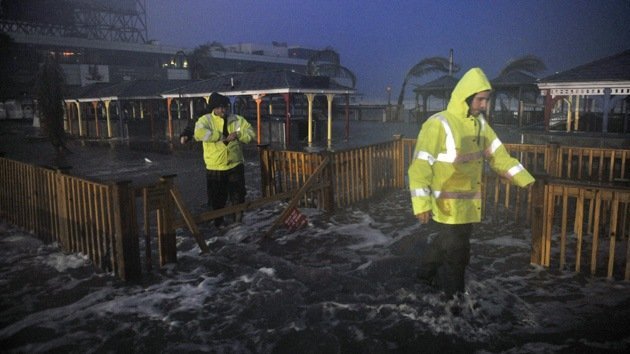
[193,112,256,171]
[408,68,535,224]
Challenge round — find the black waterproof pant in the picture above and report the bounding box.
[417,222,472,297]
[206,164,246,227]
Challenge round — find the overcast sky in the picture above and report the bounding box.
[146,0,630,102]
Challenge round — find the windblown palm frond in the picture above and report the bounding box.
[316,63,357,88]
[307,47,341,75]
[498,55,546,77]
[395,56,460,120]
[187,44,217,79]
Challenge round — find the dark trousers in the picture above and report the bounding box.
[417,222,472,297]
[206,164,246,226]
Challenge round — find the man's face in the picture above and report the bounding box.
[468,91,491,117]
[213,105,228,118]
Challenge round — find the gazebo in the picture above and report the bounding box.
[413,72,543,126]
[64,79,196,139]
[64,71,355,149]
[537,49,630,133]
[412,75,459,122]
[161,71,355,148]
[490,71,542,127]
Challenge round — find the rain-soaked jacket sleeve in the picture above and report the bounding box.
[408,117,445,215]
[236,116,256,144]
[482,123,535,187]
[194,115,220,142]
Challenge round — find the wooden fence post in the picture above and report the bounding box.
[258,144,272,197]
[157,175,177,266]
[546,143,560,177]
[112,180,141,281]
[530,174,548,265]
[321,151,335,212]
[54,167,72,250]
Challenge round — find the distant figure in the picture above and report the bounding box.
[408,68,535,298]
[194,92,256,227]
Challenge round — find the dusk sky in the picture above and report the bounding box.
[147,0,630,102]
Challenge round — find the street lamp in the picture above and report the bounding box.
[386,86,392,122]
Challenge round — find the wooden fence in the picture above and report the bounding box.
[0,157,140,280]
[2,139,629,281]
[259,137,406,210]
[262,139,629,279]
[530,178,630,280]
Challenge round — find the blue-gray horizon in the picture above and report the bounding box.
[147,0,630,101]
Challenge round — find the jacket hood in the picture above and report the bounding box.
[446,68,492,118]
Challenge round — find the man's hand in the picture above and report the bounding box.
[180,136,189,144]
[416,211,431,224]
[223,132,238,143]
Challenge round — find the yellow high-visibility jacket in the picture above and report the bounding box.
[193,112,256,171]
[408,68,535,224]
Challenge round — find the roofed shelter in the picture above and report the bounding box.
[412,72,543,127]
[412,75,459,122]
[64,80,196,139]
[490,71,543,127]
[537,49,630,134]
[64,71,355,149]
[161,71,355,148]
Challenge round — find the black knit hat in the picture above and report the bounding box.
[207,92,230,111]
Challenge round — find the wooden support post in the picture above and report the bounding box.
[91,101,100,138]
[258,144,272,197]
[607,192,620,280]
[169,182,210,253]
[55,167,72,250]
[305,93,316,147]
[254,94,264,145]
[326,94,335,149]
[112,180,141,281]
[546,143,560,177]
[323,153,335,212]
[157,176,177,266]
[530,175,547,265]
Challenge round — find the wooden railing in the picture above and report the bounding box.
[0,157,140,280]
[259,138,406,210]
[3,139,629,281]
[530,177,630,280]
[262,139,629,279]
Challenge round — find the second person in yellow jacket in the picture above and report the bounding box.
[194,92,256,228]
[408,67,534,297]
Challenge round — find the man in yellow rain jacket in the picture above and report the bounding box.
[194,92,256,227]
[408,68,534,297]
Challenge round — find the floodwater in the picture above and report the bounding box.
[1,120,629,353]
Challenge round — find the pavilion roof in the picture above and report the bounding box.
[67,80,196,102]
[537,49,630,96]
[161,70,355,98]
[413,75,459,92]
[540,49,630,83]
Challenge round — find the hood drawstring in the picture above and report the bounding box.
[474,117,481,146]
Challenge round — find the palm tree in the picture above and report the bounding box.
[306,47,340,75]
[187,41,226,79]
[496,55,546,111]
[498,54,546,78]
[36,55,69,153]
[394,56,460,121]
[0,32,15,98]
[306,47,356,88]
